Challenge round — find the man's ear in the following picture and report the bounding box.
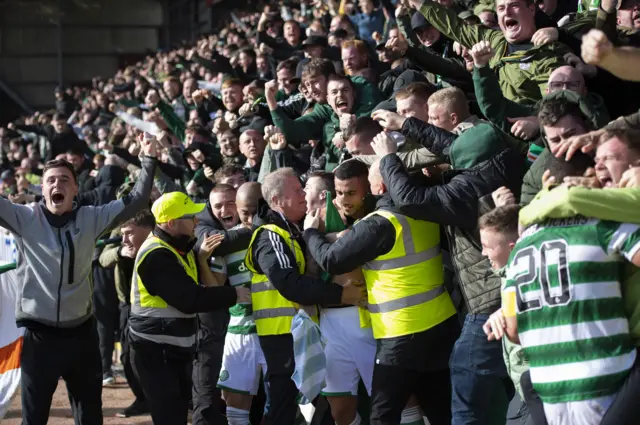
[450,112,459,125]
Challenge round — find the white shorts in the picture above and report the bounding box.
[217,332,267,395]
[320,306,376,396]
[543,394,616,425]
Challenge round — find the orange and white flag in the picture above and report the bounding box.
[0,266,22,421]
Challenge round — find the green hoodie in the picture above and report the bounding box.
[520,186,640,345]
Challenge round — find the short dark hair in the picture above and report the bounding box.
[186,124,210,140]
[327,73,354,90]
[546,151,595,182]
[214,163,244,181]
[351,117,382,144]
[334,159,369,181]
[276,58,299,74]
[478,204,520,238]
[121,210,155,230]
[52,113,68,122]
[538,97,587,128]
[43,159,77,183]
[308,171,335,197]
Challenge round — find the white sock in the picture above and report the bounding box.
[226,406,250,425]
[400,406,424,424]
[349,413,362,425]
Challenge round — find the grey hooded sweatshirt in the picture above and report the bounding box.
[0,157,157,329]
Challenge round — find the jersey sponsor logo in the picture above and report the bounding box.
[219,369,229,382]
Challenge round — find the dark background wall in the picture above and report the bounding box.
[0,0,238,125]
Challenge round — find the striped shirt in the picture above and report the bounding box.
[505,217,640,404]
[211,230,255,334]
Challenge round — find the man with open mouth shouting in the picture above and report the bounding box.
[0,133,158,425]
[407,0,571,106]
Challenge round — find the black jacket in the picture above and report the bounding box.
[303,195,397,275]
[131,227,238,349]
[249,209,343,307]
[379,149,525,314]
[401,117,456,161]
[76,165,125,207]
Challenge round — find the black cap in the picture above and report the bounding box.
[302,35,328,48]
[373,70,431,112]
[411,11,432,30]
[329,29,349,39]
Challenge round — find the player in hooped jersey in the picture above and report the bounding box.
[208,183,266,425]
[502,214,640,425]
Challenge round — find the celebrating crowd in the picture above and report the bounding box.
[2,0,640,424]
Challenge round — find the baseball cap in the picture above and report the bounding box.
[302,35,328,48]
[151,192,206,223]
[458,10,475,20]
[411,11,432,31]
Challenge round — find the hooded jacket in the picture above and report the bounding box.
[379,148,525,314]
[0,157,157,330]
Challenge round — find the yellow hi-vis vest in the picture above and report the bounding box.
[130,236,199,347]
[361,210,456,339]
[245,224,314,336]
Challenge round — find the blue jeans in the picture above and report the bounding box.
[450,314,514,425]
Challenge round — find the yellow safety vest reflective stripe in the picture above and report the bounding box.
[245,224,316,336]
[130,236,199,347]
[361,210,456,339]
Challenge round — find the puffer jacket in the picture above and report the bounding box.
[380,148,525,314]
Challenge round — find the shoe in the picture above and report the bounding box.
[116,401,149,418]
[102,372,115,386]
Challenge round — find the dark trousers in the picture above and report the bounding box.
[118,304,146,404]
[450,314,514,425]
[192,337,226,425]
[370,365,452,425]
[520,371,548,425]
[130,339,193,425]
[260,334,299,425]
[20,320,103,425]
[92,262,119,375]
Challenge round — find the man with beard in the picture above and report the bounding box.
[407,0,569,105]
[269,62,382,171]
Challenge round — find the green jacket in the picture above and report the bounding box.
[497,267,529,399]
[99,229,128,304]
[270,76,383,171]
[520,187,640,346]
[418,1,571,105]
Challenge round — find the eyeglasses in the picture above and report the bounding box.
[548,81,581,92]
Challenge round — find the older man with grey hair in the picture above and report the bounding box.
[244,168,364,425]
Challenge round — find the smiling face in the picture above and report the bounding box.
[210,190,239,230]
[416,26,441,47]
[334,176,368,218]
[496,0,537,44]
[327,78,355,115]
[222,84,244,112]
[595,137,640,188]
[43,165,78,215]
[277,67,297,95]
[618,0,640,29]
[276,175,307,222]
[305,75,328,104]
[284,22,301,46]
[480,228,514,269]
[218,130,240,157]
[121,223,151,256]
[341,46,367,75]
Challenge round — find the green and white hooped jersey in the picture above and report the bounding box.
[505,217,640,404]
[211,242,255,335]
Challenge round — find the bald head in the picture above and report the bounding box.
[547,66,586,96]
[236,182,262,226]
[368,159,385,195]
